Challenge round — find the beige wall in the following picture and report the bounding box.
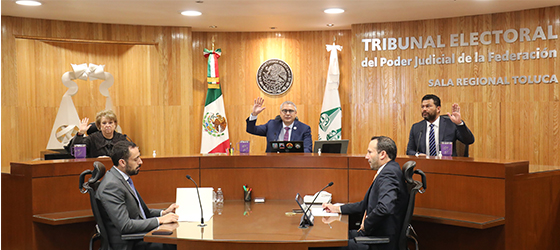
[2,6,559,173]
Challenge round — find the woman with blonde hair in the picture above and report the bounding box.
[69,110,130,158]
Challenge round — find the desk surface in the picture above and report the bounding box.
[144,200,348,250]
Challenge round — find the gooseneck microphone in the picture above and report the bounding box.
[301,182,334,227]
[415,131,423,156]
[186,175,206,227]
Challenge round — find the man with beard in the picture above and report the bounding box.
[322,136,409,250]
[97,140,179,250]
[406,94,475,156]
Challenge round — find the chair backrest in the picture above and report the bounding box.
[398,161,427,250]
[79,161,108,250]
[439,114,469,157]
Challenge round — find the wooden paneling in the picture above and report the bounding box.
[2,7,560,173]
[350,7,560,168]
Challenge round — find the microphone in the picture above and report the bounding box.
[124,134,135,144]
[303,182,334,226]
[186,175,206,227]
[415,131,423,155]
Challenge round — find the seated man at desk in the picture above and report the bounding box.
[97,140,179,250]
[406,94,475,156]
[246,96,313,152]
[323,136,409,250]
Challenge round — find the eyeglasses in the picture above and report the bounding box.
[281,109,296,114]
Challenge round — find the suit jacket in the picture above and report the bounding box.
[96,168,162,250]
[246,117,313,152]
[341,161,409,250]
[406,116,475,156]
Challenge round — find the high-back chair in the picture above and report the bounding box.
[79,161,144,250]
[79,161,108,250]
[355,161,427,250]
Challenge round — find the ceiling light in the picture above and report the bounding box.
[16,0,42,6]
[324,8,344,14]
[181,10,202,16]
[327,24,334,27]
[270,27,277,30]
[209,25,217,29]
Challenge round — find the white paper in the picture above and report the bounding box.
[175,187,214,222]
[311,206,339,217]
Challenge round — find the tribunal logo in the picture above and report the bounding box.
[256,59,293,95]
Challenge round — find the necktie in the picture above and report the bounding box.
[283,127,290,141]
[429,124,437,156]
[127,178,147,219]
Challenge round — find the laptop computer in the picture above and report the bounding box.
[313,139,349,154]
[269,141,304,153]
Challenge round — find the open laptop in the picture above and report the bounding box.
[295,193,314,228]
[269,141,304,153]
[313,139,349,154]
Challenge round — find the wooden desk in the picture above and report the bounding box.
[3,154,560,250]
[144,200,349,250]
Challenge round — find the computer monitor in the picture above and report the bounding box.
[269,141,304,153]
[313,139,349,154]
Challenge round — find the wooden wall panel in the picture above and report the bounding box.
[1,17,193,172]
[2,6,560,172]
[351,7,560,168]
[191,31,352,155]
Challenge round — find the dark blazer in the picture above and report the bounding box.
[70,131,129,158]
[406,116,475,156]
[246,117,313,152]
[96,168,162,250]
[341,161,409,250]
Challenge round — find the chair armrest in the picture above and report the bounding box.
[121,232,148,241]
[354,236,390,244]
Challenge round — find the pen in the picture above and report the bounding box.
[243,185,247,191]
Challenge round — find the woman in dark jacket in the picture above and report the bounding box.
[69,109,129,158]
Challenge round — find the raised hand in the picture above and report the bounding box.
[447,103,462,125]
[78,117,92,135]
[251,97,266,116]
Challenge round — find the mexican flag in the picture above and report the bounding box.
[318,43,342,141]
[200,48,230,154]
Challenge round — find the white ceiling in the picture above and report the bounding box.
[2,0,559,32]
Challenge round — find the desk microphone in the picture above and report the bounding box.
[304,182,334,221]
[415,131,423,155]
[186,175,206,227]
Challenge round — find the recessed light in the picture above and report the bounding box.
[196,0,204,3]
[209,25,218,29]
[270,27,277,30]
[324,8,344,14]
[16,0,42,6]
[181,10,202,16]
[327,24,334,27]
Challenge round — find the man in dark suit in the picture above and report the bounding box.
[323,136,409,250]
[97,140,179,250]
[246,97,313,152]
[406,94,475,157]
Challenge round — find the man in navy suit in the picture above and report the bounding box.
[406,94,475,157]
[323,136,409,250]
[246,97,313,152]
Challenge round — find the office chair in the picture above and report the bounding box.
[439,114,469,157]
[79,161,144,250]
[79,161,108,250]
[354,161,427,250]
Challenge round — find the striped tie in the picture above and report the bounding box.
[429,124,437,156]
